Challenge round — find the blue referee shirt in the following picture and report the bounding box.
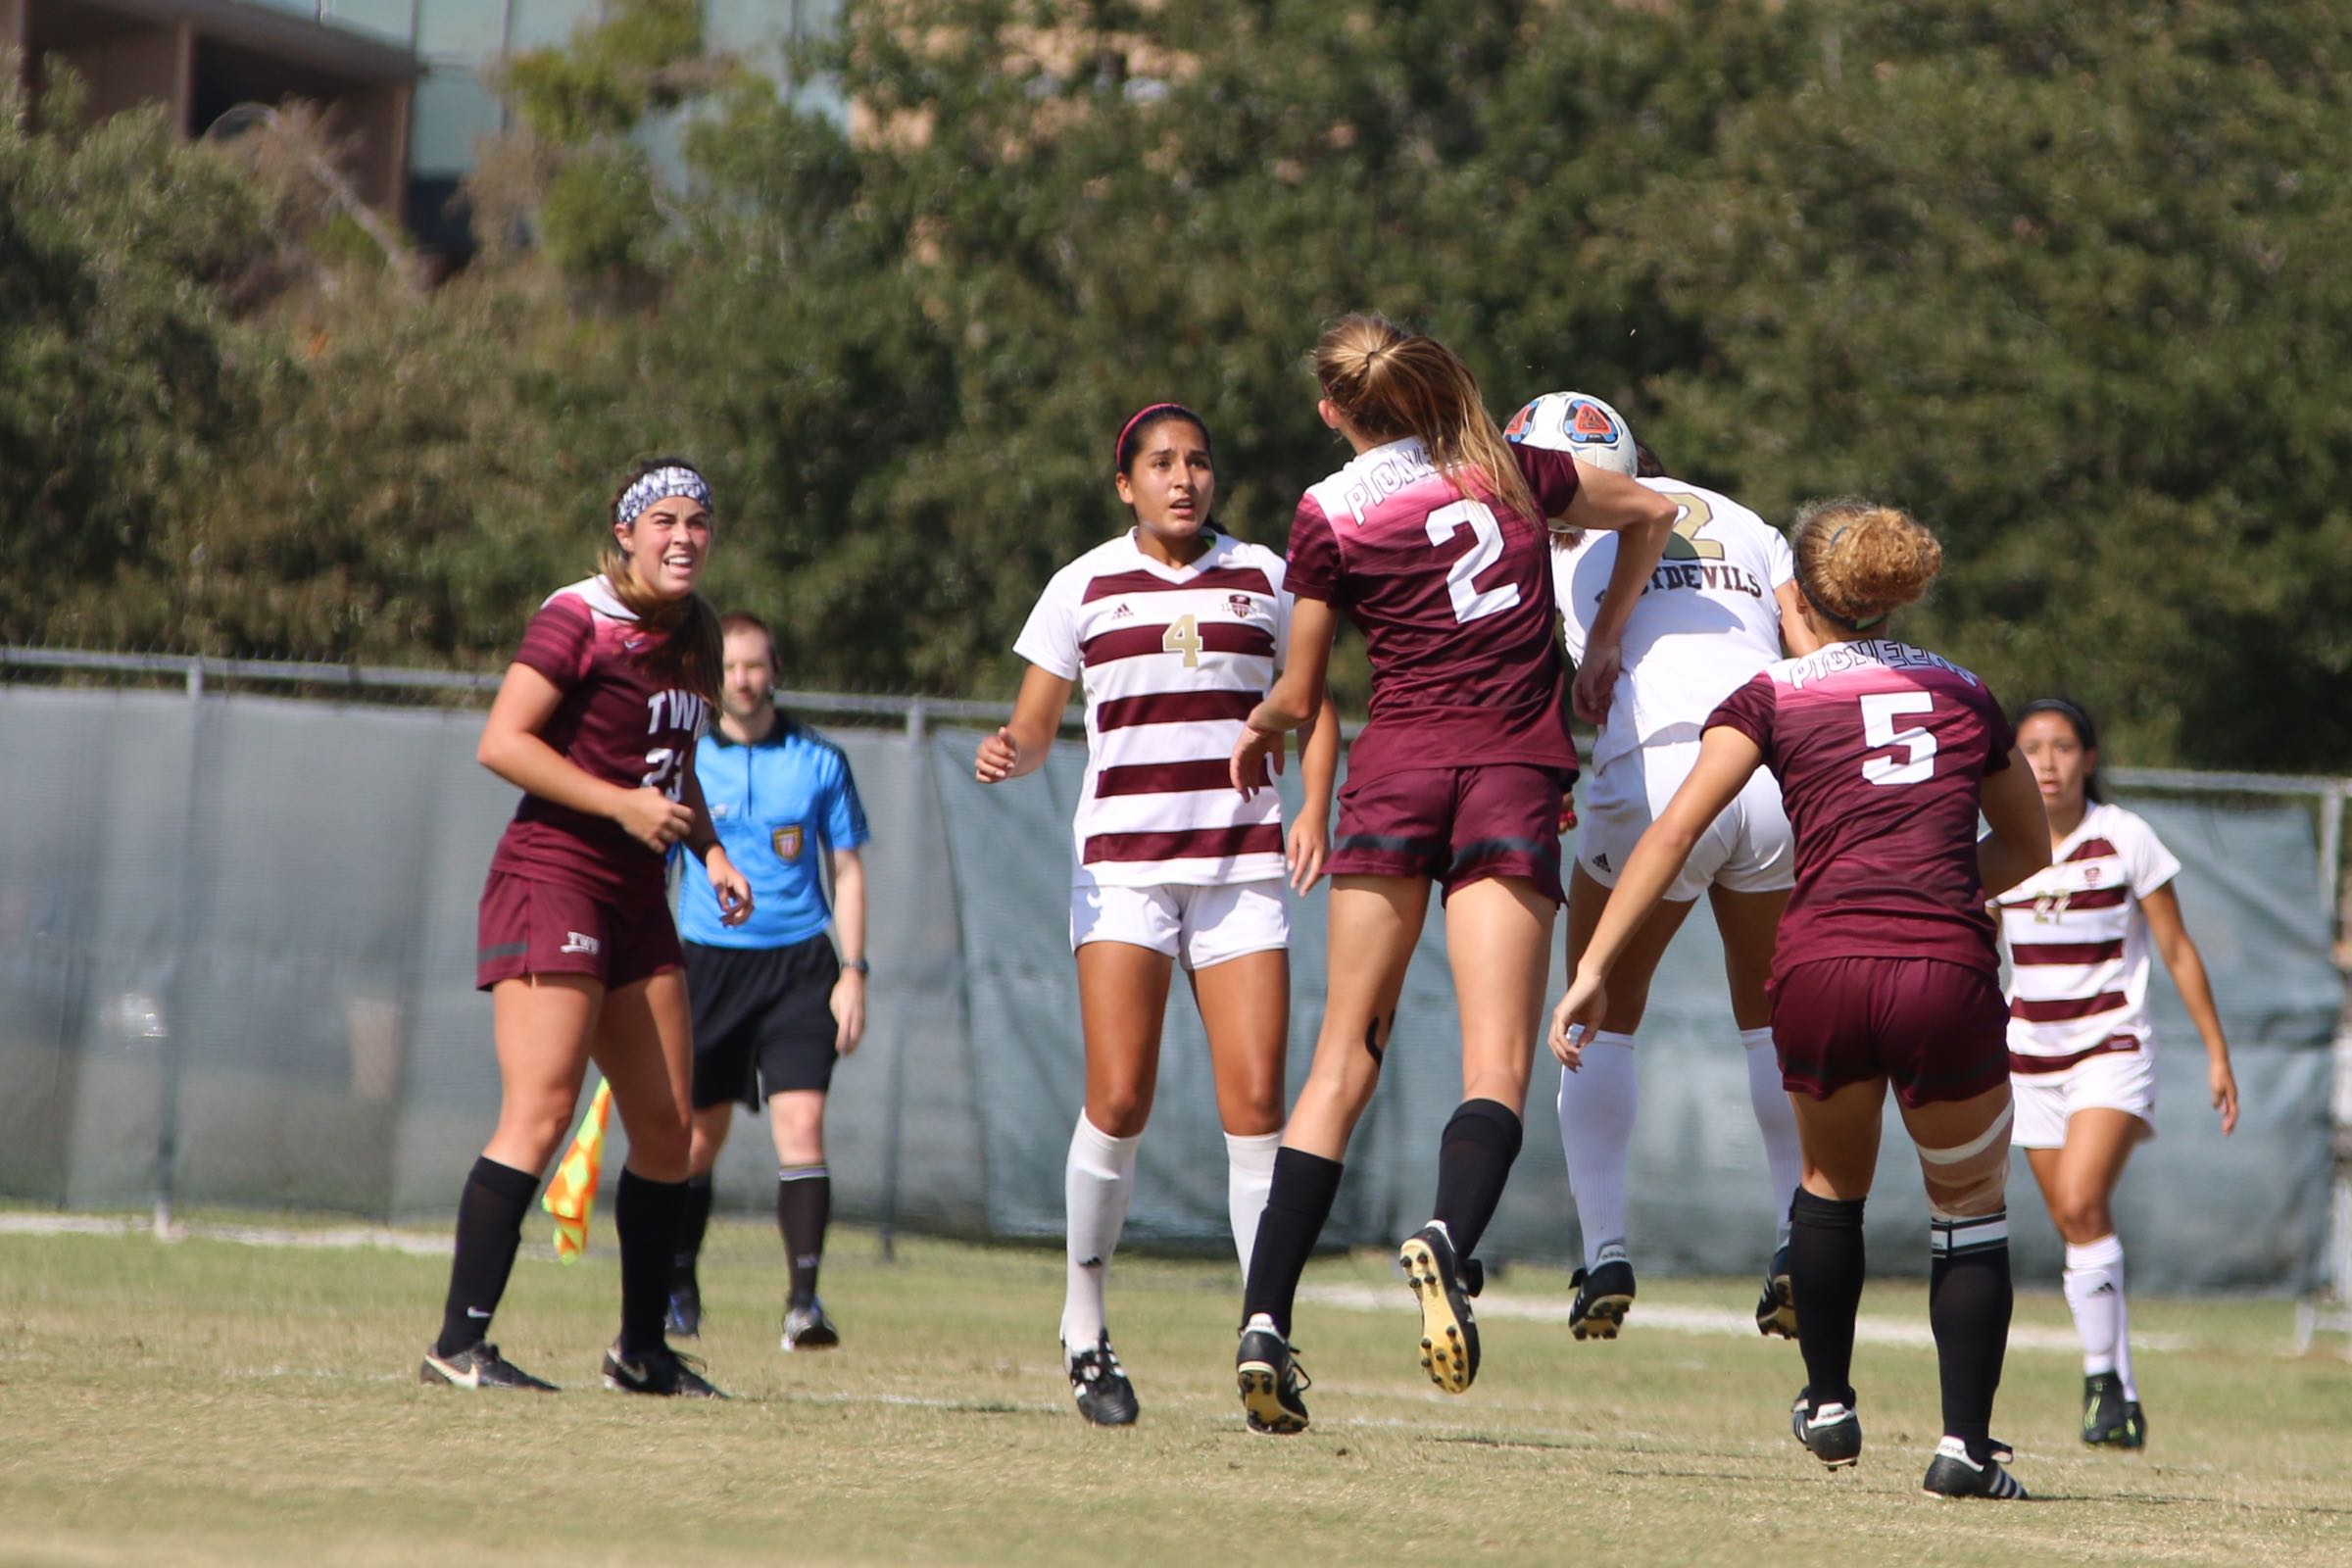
[678,717,870,950]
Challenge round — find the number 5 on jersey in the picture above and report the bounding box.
[1860,692,1936,785]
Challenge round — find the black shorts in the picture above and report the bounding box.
[685,934,842,1109]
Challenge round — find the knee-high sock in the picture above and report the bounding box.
[1223,1130,1282,1279]
[777,1163,831,1307]
[1430,1099,1523,1259]
[1930,1211,2013,1454]
[436,1155,538,1357]
[1243,1147,1344,1339]
[1740,1027,1802,1251]
[1788,1188,1866,1408]
[615,1167,688,1359]
[1060,1115,1139,1353]
[2063,1233,2132,1396]
[673,1172,713,1287]
[1557,1033,1637,1269]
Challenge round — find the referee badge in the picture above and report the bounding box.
[772,825,805,862]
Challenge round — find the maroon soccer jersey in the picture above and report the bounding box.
[1707,639,2016,979]
[486,576,710,903]
[1286,436,1582,778]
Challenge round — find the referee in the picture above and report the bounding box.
[670,611,871,1350]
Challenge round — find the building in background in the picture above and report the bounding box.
[2,0,842,253]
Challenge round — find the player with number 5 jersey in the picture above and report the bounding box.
[1552,499,2053,1500]
[1227,315,1675,1436]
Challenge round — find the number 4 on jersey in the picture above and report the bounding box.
[1161,613,1202,667]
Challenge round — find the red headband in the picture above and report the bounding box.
[1114,402,1197,469]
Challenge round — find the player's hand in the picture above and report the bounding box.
[1548,971,1608,1069]
[974,726,1021,784]
[704,847,754,926]
[2210,1056,2239,1135]
[1572,641,1622,726]
[616,786,695,852]
[1556,787,1579,835]
[1231,722,1284,799]
[1286,815,1330,894]
[832,969,867,1055]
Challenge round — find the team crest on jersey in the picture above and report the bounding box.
[1227,594,1254,619]
[772,825,805,862]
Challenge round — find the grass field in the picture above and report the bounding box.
[2,1216,2346,1567]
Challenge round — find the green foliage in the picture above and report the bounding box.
[539,149,662,289]
[504,0,706,143]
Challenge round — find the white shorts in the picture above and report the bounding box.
[1576,741,1794,903]
[2010,1040,2159,1149]
[1069,877,1290,970]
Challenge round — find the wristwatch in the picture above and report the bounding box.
[843,956,870,976]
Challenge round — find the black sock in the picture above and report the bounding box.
[1429,1098,1523,1260]
[1929,1211,2013,1457]
[615,1168,687,1359]
[673,1173,713,1289]
[777,1164,831,1307]
[435,1155,538,1357]
[1243,1148,1344,1339]
[1788,1188,1867,1409]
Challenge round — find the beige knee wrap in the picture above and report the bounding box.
[1916,1102,2013,1221]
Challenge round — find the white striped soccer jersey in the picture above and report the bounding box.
[1013,528,1293,887]
[1996,803,2181,1065]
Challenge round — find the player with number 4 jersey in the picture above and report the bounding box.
[1227,316,1674,1436]
[1553,499,2052,1501]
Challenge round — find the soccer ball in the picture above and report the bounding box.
[1503,390,1639,476]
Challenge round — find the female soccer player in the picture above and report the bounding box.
[975,403,1340,1427]
[1512,390,1819,1343]
[1998,696,2238,1448]
[420,457,752,1397]
[1228,317,1676,1436]
[1553,499,2052,1500]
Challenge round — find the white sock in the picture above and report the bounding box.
[2063,1233,2130,1393]
[1223,1129,1282,1279]
[1740,1027,1803,1250]
[1061,1115,1140,1357]
[1558,1032,1637,1270]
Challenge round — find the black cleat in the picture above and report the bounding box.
[1755,1246,1797,1340]
[782,1298,839,1351]
[1399,1224,1481,1393]
[1569,1258,1636,1342]
[418,1342,557,1392]
[1065,1334,1139,1427]
[1922,1436,2030,1499]
[1789,1391,1862,1468]
[1236,1315,1312,1436]
[2081,1373,2145,1447]
[602,1343,727,1397]
[665,1282,702,1339]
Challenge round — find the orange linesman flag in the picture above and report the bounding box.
[542,1078,614,1262]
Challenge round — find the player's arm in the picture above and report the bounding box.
[477,662,690,852]
[1287,689,1341,892]
[1774,581,1824,657]
[678,762,752,925]
[828,844,868,1054]
[1550,725,1761,1063]
[1234,597,1338,795]
[2140,882,2237,1133]
[974,665,1073,783]
[1561,467,1676,723]
[1975,746,2051,898]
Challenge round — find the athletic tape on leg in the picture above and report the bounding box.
[1917,1102,2013,1220]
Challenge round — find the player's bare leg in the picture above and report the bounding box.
[1710,883,1802,1337]
[1190,947,1288,1277]
[2029,1108,2147,1447]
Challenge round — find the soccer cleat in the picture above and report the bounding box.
[1236,1315,1312,1436]
[602,1343,727,1397]
[1921,1435,2030,1499]
[781,1298,840,1351]
[1399,1223,1481,1394]
[1569,1259,1636,1342]
[1754,1246,1797,1339]
[418,1342,557,1392]
[2081,1373,2145,1447]
[665,1282,702,1339]
[1065,1334,1139,1427]
[1788,1391,1862,1468]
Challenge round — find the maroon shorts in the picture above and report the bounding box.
[1327,763,1570,904]
[475,870,683,992]
[1769,956,2009,1108]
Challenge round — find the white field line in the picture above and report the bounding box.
[1297,1282,2189,1354]
[0,1211,453,1257]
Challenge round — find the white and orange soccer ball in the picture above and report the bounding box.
[1504,390,1639,476]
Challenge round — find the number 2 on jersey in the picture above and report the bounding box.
[1657,490,1726,562]
[1425,500,1521,624]
[1859,692,1936,785]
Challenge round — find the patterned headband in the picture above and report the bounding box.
[616,466,711,528]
